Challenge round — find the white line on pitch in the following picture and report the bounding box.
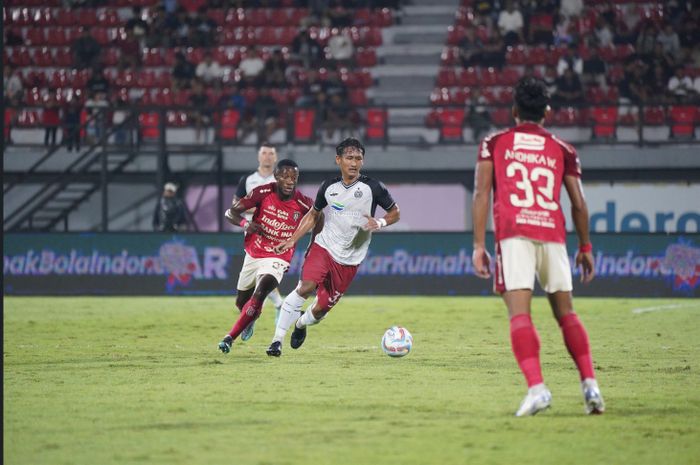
[632,304,700,314]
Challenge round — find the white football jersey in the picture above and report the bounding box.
[313,175,396,265]
[235,170,275,221]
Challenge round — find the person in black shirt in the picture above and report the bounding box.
[72,27,102,69]
[153,183,188,232]
[188,79,211,143]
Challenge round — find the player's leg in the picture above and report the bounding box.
[219,255,257,352]
[539,242,604,414]
[267,279,317,356]
[265,287,284,324]
[291,257,358,349]
[498,238,551,416]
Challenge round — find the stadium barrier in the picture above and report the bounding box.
[4,233,699,297]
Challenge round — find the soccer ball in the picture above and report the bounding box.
[381,326,413,358]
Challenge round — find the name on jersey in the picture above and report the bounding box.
[505,149,557,169]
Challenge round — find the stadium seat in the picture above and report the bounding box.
[365,107,388,144]
[219,109,240,141]
[643,106,666,126]
[590,107,618,139]
[293,109,316,142]
[669,106,697,139]
[430,88,451,106]
[349,89,368,107]
[437,108,465,142]
[437,68,457,87]
[491,108,512,127]
[459,67,479,87]
[25,28,46,46]
[139,112,160,140]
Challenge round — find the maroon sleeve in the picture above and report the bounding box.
[238,184,269,210]
[560,140,582,177]
[477,130,505,163]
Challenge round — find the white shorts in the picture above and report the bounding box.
[236,253,290,291]
[494,237,573,294]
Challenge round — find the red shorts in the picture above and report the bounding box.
[302,243,358,312]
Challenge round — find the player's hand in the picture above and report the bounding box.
[575,251,595,283]
[245,221,263,235]
[361,214,382,231]
[274,239,295,255]
[472,246,491,279]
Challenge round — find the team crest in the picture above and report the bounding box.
[293,211,300,221]
[354,189,363,198]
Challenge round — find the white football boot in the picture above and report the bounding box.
[515,384,552,417]
[581,378,605,414]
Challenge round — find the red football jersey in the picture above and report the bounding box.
[477,122,581,244]
[238,182,313,262]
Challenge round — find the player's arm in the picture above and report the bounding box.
[225,196,263,235]
[472,160,493,279]
[564,174,594,283]
[305,210,325,257]
[363,204,400,231]
[274,208,323,254]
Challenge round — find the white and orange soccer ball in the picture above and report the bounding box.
[381,326,413,358]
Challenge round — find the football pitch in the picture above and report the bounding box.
[4,296,700,465]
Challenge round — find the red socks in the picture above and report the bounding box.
[227,297,263,340]
[509,314,543,387]
[559,312,596,380]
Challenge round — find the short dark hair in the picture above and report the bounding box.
[514,77,549,122]
[275,159,298,173]
[336,137,365,157]
[259,141,275,150]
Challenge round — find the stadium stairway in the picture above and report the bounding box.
[372,0,458,144]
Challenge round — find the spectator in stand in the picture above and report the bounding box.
[153,183,188,232]
[114,28,141,70]
[126,6,149,43]
[63,98,82,152]
[5,28,23,46]
[171,7,191,47]
[242,87,279,143]
[263,49,288,88]
[582,45,608,90]
[657,24,681,62]
[238,46,265,88]
[542,65,558,96]
[84,91,110,144]
[326,4,353,28]
[191,6,217,47]
[219,82,247,113]
[72,27,102,69]
[146,6,168,47]
[636,22,658,59]
[553,13,575,47]
[593,18,614,48]
[172,52,196,90]
[497,0,524,47]
[188,79,212,143]
[323,69,348,100]
[481,29,506,69]
[4,66,24,106]
[291,27,324,69]
[322,93,355,141]
[468,88,491,142]
[618,60,648,122]
[616,4,642,46]
[112,96,131,145]
[196,50,223,87]
[87,66,110,95]
[649,42,675,77]
[690,44,700,68]
[295,69,326,108]
[43,89,61,147]
[559,0,583,19]
[552,68,584,107]
[667,67,696,102]
[327,28,355,68]
[678,9,700,52]
[523,0,556,45]
[557,44,583,77]
[459,27,484,68]
[646,64,671,104]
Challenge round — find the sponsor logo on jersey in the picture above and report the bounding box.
[513,132,545,152]
[329,192,338,197]
[331,201,345,211]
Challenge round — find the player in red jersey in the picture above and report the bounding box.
[217,159,320,354]
[472,77,605,416]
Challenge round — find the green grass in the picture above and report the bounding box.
[4,296,700,465]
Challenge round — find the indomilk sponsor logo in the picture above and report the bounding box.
[513,132,545,151]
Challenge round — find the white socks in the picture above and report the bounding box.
[267,288,284,308]
[296,304,322,329]
[272,290,306,343]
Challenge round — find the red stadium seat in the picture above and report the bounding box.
[480,67,498,87]
[166,111,188,127]
[255,27,278,46]
[436,68,457,87]
[491,108,512,126]
[355,48,377,67]
[430,88,451,106]
[552,107,579,126]
[142,48,163,66]
[293,109,316,142]
[437,108,464,142]
[440,46,459,66]
[98,9,121,27]
[643,106,666,126]
[55,9,74,27]
[219,109,241,141]
[590,107,618,139]
[505,45,526,65]
[349,89,367,106]
[669,106,697,138]
[25,28,46,46]
[269,8,290,27]
[365,107,387,143]
[32,48,53,67]
[459,67,479,87]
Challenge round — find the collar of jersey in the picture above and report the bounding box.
[341,177,361,189]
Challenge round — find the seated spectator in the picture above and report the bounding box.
[526,4,555,45]
[238,46,265,88]
[153,183,188,232]
[112,96,132,145]
[557,44,583,76]
[327,28,355,68]
[657,24,681,63]
[325,4,353,29]
[593,18,614,48]
[3,66,24,106]
[559,0,583,19]
[542,65,558,96]
[87,66,110,95]
[667,67,696,102]
[188,79,212,143]
[497,0,524,46]
[323,70,348,100]
[635,22,658,60]
[43,89,61,147]
[649,42,675,77]
[295,69,326,108]
[114,28,141,70]
[126,6,149,42]
[172,52,196,89]
[619,60,648,115]
[322,93,356,140]
[84,92,110,144]
[263,49,288,88]
[291,27,323,69]
[582,45,607,90]
[5,28,23,46]
[241,88,279,142]
[171,8,191,47]
[72,27,102,69]
[459,27,484,68]
[63,98,82,152]
[191,6,217,47]
[553,13,574,47]
[145,6,168,47]
[218,82,247,113]
[646,64,671,104]
[467,88,491,142]
[552,68,584,106]
[196,50,223,87]
[481,29,506,69]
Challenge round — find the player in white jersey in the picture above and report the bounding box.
[233,143,284,341]
[265,137,400,357]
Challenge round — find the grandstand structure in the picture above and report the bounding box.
[3,0,699,232]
